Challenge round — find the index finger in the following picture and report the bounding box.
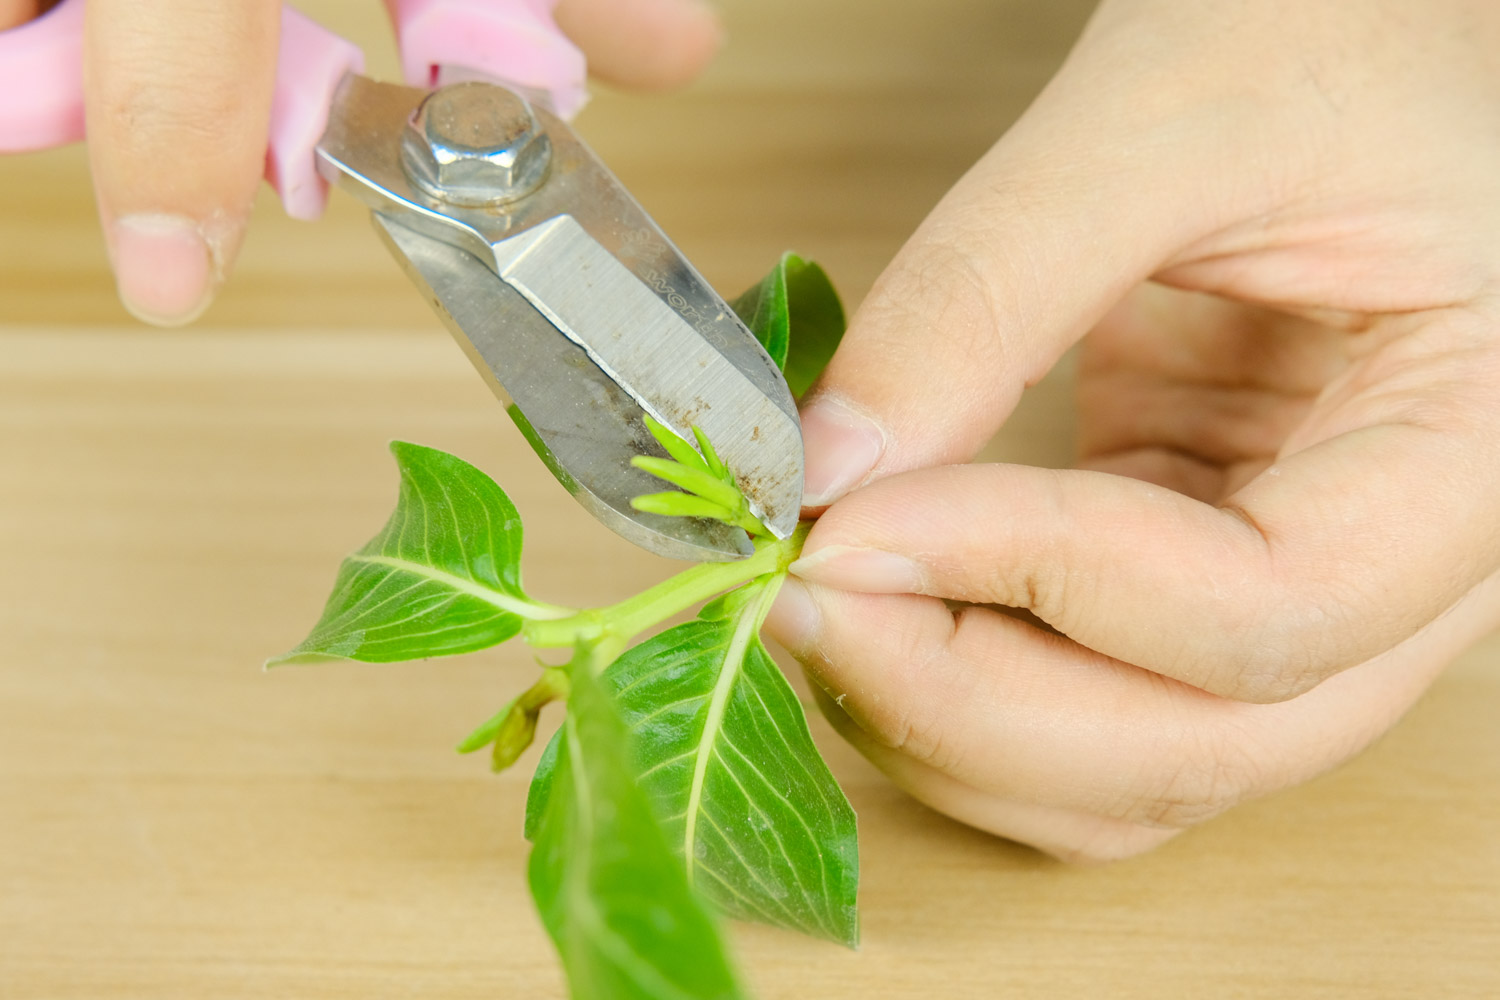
[790,309,1500,704]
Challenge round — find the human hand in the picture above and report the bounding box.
[763,0,1500,862]
[0,0,722,326]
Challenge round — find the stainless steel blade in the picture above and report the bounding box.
[374,213,754,562]
[316,75,805,538]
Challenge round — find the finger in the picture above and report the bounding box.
[84,0,279,326]
[554,0,722,92]
[1072,288,1346,501]
[0,0,36,30]
[790,320,1500,705]
[791,16,1286,506]
[764,572,1484,827]
[1077,287,1346,475]
[769,580,1281,826]
[1077,449,1230,503]
[807,686,1179,864]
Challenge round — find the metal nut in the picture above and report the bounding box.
[400,82,551,207]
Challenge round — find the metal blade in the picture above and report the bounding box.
[374,213,754,562]
[487,215,804,535]
[316,75,805,540]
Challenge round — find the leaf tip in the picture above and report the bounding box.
[264,649,348,669]
[454,734,492,755]
[262,650,299,669]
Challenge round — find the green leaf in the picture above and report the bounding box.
[729,265,790,370]
[525,727,561,841]
[529,577,860,946]
[529,660,748,1000]
[269,441,571,665]
[729,252,847,399]
[779,258,846,398]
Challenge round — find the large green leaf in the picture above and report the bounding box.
[529,660,748,1000]
[529,578,860,946]
[269,441,567,665]
[730,253,846,399]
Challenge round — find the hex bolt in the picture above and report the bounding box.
[400,81,551,207]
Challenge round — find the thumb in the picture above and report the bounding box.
[797,20,1261,505]
[85,0,279,327]
[554,0,723,92]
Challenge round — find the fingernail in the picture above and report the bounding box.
[790,545,923,594]
[764,577,821,655]
[109,214,217,326]
[800,397,886,507]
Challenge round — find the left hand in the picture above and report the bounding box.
[0,0,722,326]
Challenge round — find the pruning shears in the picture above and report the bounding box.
[0,0,804,562]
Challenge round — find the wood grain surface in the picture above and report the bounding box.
[2,2,1496,998]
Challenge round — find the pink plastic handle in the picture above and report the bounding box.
[269,8,366,219]
[0,0,86,151]
[0,1,362,219]
[386,0,587,118]
[0,1,585,217]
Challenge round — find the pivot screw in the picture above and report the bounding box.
[401,82,551,207]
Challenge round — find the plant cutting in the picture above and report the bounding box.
[270,254,855,998]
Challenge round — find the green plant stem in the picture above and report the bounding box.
[523,522,810,651]
[577,635,627,676]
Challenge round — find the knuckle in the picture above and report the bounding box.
[1021,560,1086,635]
[852,607,973,773]
[971,474,1083,623]
[104,79,246,147]
[874,659,963,773]
[884,715,956,772]
[96,34,272,157]
[1185,505,1334,702]
[1219,657,1322,704]
[1134,727,1265,828]
[887,225,1012,366]
[1201,511,1402,703]
[1213,605,1348,703]
[1182,576,1352,703]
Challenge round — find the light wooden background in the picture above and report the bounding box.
[2,1,1497,998]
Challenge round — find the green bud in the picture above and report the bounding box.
[631,491,740,523]
[631,456,745,512]
[642,414,710,472]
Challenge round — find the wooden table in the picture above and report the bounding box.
[3,2,1497,997]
